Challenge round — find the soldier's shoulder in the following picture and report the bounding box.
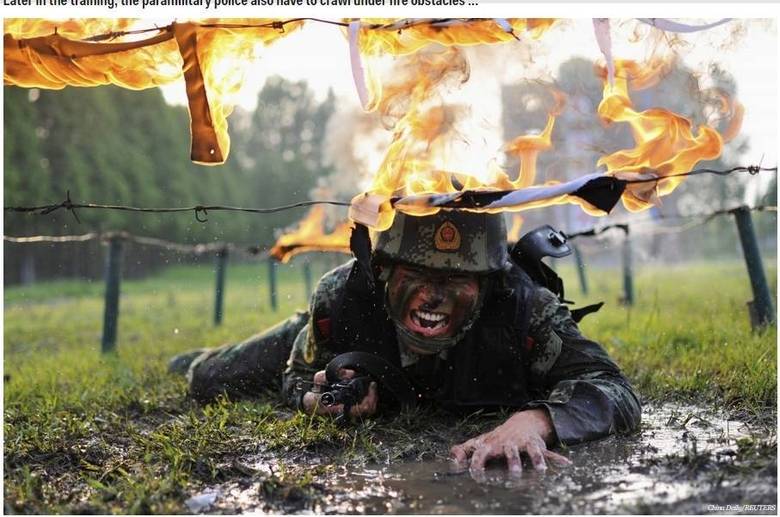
[310,259,354,312]
[527,284,565,327]
[501,262,553,300]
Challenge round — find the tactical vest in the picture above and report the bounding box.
[312,261,545,411]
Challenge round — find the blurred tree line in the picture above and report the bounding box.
[4,78,336,284]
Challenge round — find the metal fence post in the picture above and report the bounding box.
[268,258,278,312]
[214,246,228,326]
[733,206,775,329]
[303,260,313,302]
[621,227,634,306]
[573,245,589,296]
[101,236,123,353]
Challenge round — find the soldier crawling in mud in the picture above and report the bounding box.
[171,211,642,474]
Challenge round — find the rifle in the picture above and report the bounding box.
[318,352,418,424]
[320,375,372,416]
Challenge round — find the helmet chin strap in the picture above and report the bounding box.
[384,273,490,355]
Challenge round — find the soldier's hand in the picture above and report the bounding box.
[449,409,571,479]
[302,368,378,417]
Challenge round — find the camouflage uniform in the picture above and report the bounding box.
[185,211,640,447]
[187,311,308,402]
[187,256,641,447]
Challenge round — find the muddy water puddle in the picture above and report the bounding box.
[195,403,777,514]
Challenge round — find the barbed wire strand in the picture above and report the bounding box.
[619,165,776,184]
[3,230,266,259]
[5,166,775,223]
[569,204,776,256]
[4,191,350,223]
[5,205,775,263]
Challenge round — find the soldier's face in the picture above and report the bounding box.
[386,265,481,340]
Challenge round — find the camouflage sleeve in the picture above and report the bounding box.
[281,262,351,410]
[187,311,308,403]
[522,287,642,446]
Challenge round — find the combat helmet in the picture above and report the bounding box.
[373,210,508,354]
[373,210,508,274]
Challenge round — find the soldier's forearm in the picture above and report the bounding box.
[282,366,315,410]
[524,373,641,446]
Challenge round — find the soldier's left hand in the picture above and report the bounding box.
[449,409,571,477]
[303,368,379,417]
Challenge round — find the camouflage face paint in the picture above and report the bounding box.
[386,265,481,341]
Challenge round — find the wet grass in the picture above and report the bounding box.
[555,259,778,413]
[4,258,777,513]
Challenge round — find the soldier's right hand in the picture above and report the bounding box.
[302,368,379,417]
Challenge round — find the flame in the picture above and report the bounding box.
[354,19,556,112]
[5,18,734,230]
[269,206,352,263]
[501,88,566,189]
[350,55,570,230]
[507,214,524,242]
[596,59,723,211]
[353,18,556,57]
[4,18,137,39]
[4,18,303,164]
[351,49,731,229]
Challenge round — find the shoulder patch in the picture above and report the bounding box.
[316,318,331,340]
[309,260,352,343]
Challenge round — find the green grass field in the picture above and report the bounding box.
[4,257,777,513]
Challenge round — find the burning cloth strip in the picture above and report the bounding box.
[269,206,353,263]
[349,173,627,228]
[592,19,614,86]
[4,19,304,164]
[392,173,625,212]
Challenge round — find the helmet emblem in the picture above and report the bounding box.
[434,221,461,252]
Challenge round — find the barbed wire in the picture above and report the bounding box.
[3,230,267,259]
[4,166,775,223]
[568,224,629,240]
[3,232,99,243]
[567,204,777,248]
[6,205,775,263]
[619,165,775,185]
[4,191,350,223]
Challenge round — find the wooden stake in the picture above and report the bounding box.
[268,259,278,312]
[214,247,228,326]
[733,206,775,329]
[101,236,123,353]
[573,245,589,295]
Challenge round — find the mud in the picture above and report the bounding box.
[191,402,777,514]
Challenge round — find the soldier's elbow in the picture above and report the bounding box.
[187,363,224,404]
[621,390,642,433]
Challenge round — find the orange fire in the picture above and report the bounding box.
[4,18,303,164]
[5,18,736,246]
[4,18,136,39]
[353,18,556,57]
[351,50,731,229]
[507,214,524,242]
[502,88,566,189]
[353,19,556,113]
[269,206,352,263]
[596,59,723,211]
[349,51,581,230]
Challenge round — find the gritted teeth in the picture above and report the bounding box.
[411,310,449,329]
[415,310,447,322]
